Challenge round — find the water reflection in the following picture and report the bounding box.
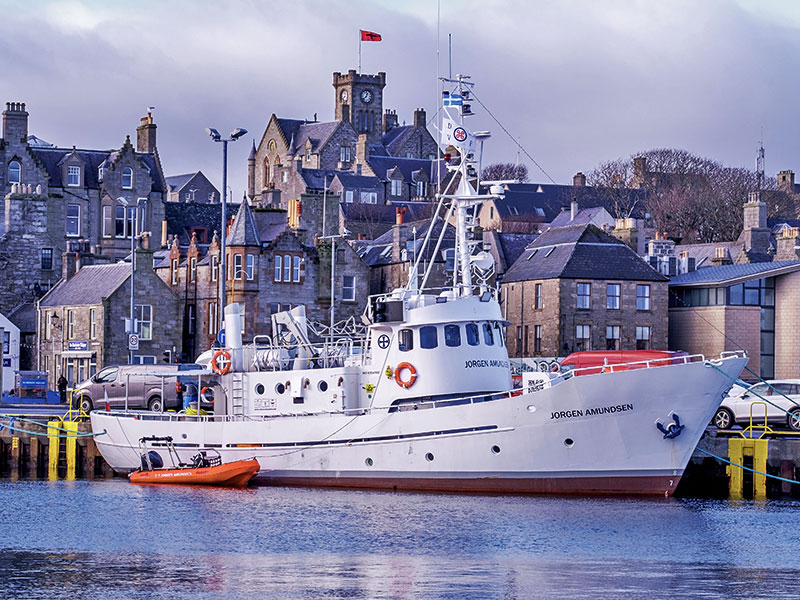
[1,481,800,599]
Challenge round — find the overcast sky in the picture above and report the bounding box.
[2,0,800,198]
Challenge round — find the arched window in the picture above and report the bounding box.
[9,160,21,184]
[263,158,270,186]
[122,167,133,189]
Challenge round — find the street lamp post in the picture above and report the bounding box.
[120,197,146,364]
[206,127,247,333]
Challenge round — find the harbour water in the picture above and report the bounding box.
[1,480,799,599]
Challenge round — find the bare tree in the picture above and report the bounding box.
[482,162,529,182]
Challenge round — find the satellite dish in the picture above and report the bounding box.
[470,251,494,271]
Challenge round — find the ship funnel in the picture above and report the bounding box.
[224,303,243,350]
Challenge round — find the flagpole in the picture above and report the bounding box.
[358,31,362,73]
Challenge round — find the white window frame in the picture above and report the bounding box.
[171,258,178,285]
[122,167,133,189]
[135,304,152,340]
[283,254,291,282]
[67,309,75,339]
[211,255,218,282]
[102,205,112,238]
[636,325,651,350]
[391,179,403,196]
[274,255,282,282]
[66,204,80,237]
[90,308,97,340]
[292,256,300,283]
[416,181,426,196]
[67,165,80,187]
[576,324,591,351]
[246,254,255,280]
[636,284,651,311]
[282,171,288,183]
[209,302,218,335]
[345,190,354,203]
[233,253,243,280]
[607,283,621,310]
[342,275,356,301]
[577,282,591,309]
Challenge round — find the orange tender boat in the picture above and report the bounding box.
[129,458,260,487]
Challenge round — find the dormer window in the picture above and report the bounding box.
[122,167,133,189]
[305,149,311,162]
[9,160,21,184]
[391,179,403,196]
[416,181,427,196]
[67,165,80,187]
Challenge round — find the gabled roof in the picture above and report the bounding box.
[382,125,415,155]
[493,183,648,221]
[227,201,261,246]
[164,202,239,246]
[277,119,342,155]
[548,206,611,228]
[355,217,455,266]
[673,241,743,270]
[669,260,800,286]
[340,201,434,225]
[40,263,130,307]
[366,156,445,184]
[503,224,667,283]
[333,172,381,189]
[495,232,538,268]
[165,173,195,192]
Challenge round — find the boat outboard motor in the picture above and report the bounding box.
[140,451,163,471]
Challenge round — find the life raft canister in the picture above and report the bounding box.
[394,362,417,389]
[211,349,232,375]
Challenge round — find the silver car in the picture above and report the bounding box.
[713,380,800,430]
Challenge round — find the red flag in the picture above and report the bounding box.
[360,30,382,42]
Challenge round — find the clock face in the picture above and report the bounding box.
[360,89,373,104]
[340,90,348,102]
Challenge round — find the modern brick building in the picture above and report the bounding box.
[500,223,669,358]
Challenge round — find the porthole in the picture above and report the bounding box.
[181,433,188,439]
[425,452,434,462]
[365,457,374,467]
[318,380,328,392]
[527,405,536,413]
[564,438,574,448]
[255,383,265,395]
[275,383,286,395]
[491,445,501,454]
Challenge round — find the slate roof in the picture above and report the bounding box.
[227,201,261,246]
[300,168,349,191]
[502,223,667,283]
[355,217,455,266]
[277,119,341,155]
[334,172,381,189]
[340,201,435,225]
[253,210,287,243]
[669,260,800,286]
[673,241,742,269]
[495,232,538,268]
[40,263,130,307]
[165,173,194,193]
[366,156,445,184]
[549,206,610,228]
[29,147,164,192]
[382,125,415,155]
[164,202,240,246]
[8,302,36,333]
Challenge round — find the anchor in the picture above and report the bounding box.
[657,413,685,439]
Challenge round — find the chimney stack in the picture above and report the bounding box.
[62,247,77,281]
[136,110,157,153]
[3,102,28,143]
[413,108,426,129]
[572,172,586,187]
[383,109,398,133]
[396,206,407,226]
[778,170,796,193]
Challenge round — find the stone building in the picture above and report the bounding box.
[165,171,219,204]
[38,237,182,388]
[0,103,167,317]
[500,224,669,358]
[247,69,440,226]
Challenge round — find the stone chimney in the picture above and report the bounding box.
[392,221,408,262]
[136,111,157,153]
[612,217,638,252]
[2,102,28,143]
[62,248,77,281]
[413,108,426,129]
[737,191,772,263]
[573,172,586,187]
[134,234,154,274]
[711,246,732,266]
[778,170,796,193]
[775,227,800,261]
[383,109,398,133]
[355,134,370,166]
[396,206,407,226]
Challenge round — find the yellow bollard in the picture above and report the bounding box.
[47,421,60,481]
[728,437,768,500]
[64,421,78,481]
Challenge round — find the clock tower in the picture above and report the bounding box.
[333,69,386,145]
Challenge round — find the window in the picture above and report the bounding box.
[122,167,133,189]
[636,284,651,310]
[190,257,197,281]
[292,256,300,283]
[246,254,255,280]
[208,192,215,202]
[516,326,523,354]
[534,283,543,310]
[102,205,112,237]
[391,179,403,196]
[305,149,311,162]
[283,255,291,282]
[45,312,52,341]
[127,206,136,238]
[274,255,282,282]
[233,254,243,280]
[483,322,494,346]
[466,322,480,346]
[209,302,218,335]
[115,205,126,238]
[577,283,591,309]
[67,310,75,339]
[416,181,427,197]
[41,248,53,270]
[136,305,152,340]
[89,308,96,339]
[523,325,529,354]
[282,171,288,183]
[67,165,80,186]
[185,192,191,201]
[66,204,80,237]
[171,259,178,285]
[360,191,377,204]
[211,255,218,282]
[576,324,591,351]
[636,326,651,350]
[398,328,413,352]
[345,190,354,203]
[342,275,356,301]
[607,284,621,310]
[534,325,542,353]
[444,324,461,347]
[98,166,104,181]
[420,326,438,349]
[340,146,351,162]
[188,304,196,335]
[3,330,9,354]
[606,325,620,351]
[9,160,21,184]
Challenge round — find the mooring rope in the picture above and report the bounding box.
[0,415,104,438]
[706,362,800,422]
[696,446,800,486]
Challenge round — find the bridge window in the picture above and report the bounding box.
[420,326,438,349]
[483,322,494,346]
[398,329,413,352]
[444,324,461,347]
[466,323,480,346]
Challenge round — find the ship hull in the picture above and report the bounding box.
[91,355,746,497]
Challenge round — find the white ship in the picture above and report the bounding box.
[91,75,746,496]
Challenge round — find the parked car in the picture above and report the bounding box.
[713,380,800,430]
[72,364,210,413]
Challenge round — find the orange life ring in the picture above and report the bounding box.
[394,362,417,388]
[211,350,231,375]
